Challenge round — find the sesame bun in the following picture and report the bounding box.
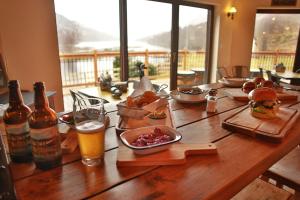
[262,80,274,88]
[242,81,256,94]
[250,108,277,119]
[253,77,265,85]
[248,87,277,102]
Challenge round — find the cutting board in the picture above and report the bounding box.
[117,143,217,167]
[115,104,175,135]
[222,106,299,142]
[221,88,298,101]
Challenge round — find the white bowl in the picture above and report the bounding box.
[172,87,208,103]
[222,78,247,87]
[120,125,182,155]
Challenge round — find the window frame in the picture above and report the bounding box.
[120,0,214,89]
[256,9,300,72]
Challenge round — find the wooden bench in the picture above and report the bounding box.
[263,146,300,198]
[232,178,294,200]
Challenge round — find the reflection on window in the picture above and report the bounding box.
[177,6,208,86]
[54,0,121,87]
[127,0,172,85]
[251,13,300,72]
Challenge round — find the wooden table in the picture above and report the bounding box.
[272,71,300,85]
[9,84,300,200]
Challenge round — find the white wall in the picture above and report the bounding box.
[0,0,64,111]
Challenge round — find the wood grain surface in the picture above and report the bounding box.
[116,143,217,166]
[222,106,299,142]
[221,88,298,101]
[8,86,300,200]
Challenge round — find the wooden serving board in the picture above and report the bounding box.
[221,88,298,101]
[115,104,175,135]
[117,143,217,167]
[222,106,299,142]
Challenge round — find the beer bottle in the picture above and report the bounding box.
[29,82,62,170]
[3,80,32,162]
[0,134,18,200]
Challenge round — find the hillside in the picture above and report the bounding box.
[143,22,207,51]
[55,14,115,52]
[253,14,300,52]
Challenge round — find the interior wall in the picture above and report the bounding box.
[0,0,64,111]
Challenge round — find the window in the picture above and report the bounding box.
[251,10,300,72]
[54,0,214,91]
[54,0,121,87]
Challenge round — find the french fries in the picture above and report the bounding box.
[126,91,159,108]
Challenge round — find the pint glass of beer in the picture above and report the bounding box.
[73,98,105,166]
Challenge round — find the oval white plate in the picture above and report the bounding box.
[170,91,207,104]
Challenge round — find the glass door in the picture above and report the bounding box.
[127,0,172,86]
[176,5,210,87]
[250,10,300,73]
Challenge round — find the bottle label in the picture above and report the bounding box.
[30,126,62,161]
[5,122,31,156]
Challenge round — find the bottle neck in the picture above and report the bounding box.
[9,86,24,107]
[34,88,49,109]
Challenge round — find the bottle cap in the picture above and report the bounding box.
[8,80,19,88]
[33,82,45,90]
[208,89,217,96]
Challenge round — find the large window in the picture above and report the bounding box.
[251,10,300,72]
[177,5,209,86]
[54,0,214,90]
[127,0,172,85]
[54,0,120,87]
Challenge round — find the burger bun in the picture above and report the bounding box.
[248,87,277,102]
[253,77,265,86]
[242,81,256,94]
[250,107,277,119]
[262,80,274,88]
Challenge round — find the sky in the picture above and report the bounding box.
[54,0,208,40]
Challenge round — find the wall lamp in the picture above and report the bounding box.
[227,6,237,20]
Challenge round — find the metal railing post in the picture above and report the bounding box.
[274,49,279,66]
[145,49,149,76]
[184,49,187,71]
[93,50,98,85]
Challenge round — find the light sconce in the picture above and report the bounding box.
[227,6,237,20]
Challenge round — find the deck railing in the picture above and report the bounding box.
[250,51,295,71]
[59,50,206,87]
[59,50,295,87]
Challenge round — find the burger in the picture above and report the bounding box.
[242,81,256,94]
[248,87,279,119]
[253,77,265,86]
[262,80,274,88]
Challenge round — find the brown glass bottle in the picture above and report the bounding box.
[3,80,32,163]
[0,134,18,200]
[28,82,62,170]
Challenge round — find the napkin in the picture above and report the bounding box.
[130,77,155,97]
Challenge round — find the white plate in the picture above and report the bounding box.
[170,91,207,104]
[218,78,248,88]
[120,125,182,155]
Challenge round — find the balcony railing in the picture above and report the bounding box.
[59,50,206,87]
[59,50,295,87]
[250,51,295,71]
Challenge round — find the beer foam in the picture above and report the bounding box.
[76,120,105,133]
